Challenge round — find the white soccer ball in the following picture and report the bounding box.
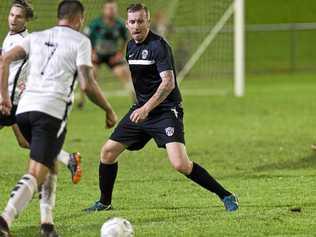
[100,217,134,237]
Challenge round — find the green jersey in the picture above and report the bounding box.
[84,17,128,56]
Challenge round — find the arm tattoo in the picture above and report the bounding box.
[78,65,94,84]
[157,70,175,100]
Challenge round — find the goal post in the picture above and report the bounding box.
[175,0,245,96]
[234,0,245,97]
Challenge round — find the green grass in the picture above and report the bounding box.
[1,73,316,236]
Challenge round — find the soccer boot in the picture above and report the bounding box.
[67,152,82,184]
[0,216,10,237]
[222,194,239,212]
[83,201,112,213]
[40,224,59,237]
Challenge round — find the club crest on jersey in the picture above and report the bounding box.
[141,49,149,59]
[165,127,174,137]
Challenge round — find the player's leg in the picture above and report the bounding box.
[112,64,135,99]
[56,150,82,184]
[0,160,49,236]
[148,106,239,212]
[11,123,81,184]
[83,139,125,212]
[165,142,238,211]
[84,107,149,212]
[39,162,59,237]
[0,112,66,236]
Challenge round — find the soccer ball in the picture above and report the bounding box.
[100,217,134,237]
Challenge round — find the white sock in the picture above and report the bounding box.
[39,173,57,224]
[56,150,70,166]
[2,174,37,227]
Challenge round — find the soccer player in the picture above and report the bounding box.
[84,3,239,213]
[0,0,82,185]
[0,1,117,236]
[78,0,135,108]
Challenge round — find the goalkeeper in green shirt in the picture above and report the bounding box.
[79,0,135,108]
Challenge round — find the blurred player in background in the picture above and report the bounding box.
[84,3,238,214]
[0,1,117,236]
[78,0,135,108]
[0,0,82,185]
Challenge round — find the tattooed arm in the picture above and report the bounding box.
[130,70,175,123]
[78,65,117,128]
[0,46,26,115]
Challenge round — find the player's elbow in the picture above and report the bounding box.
[166,79,175,92]
[81,80,96,96]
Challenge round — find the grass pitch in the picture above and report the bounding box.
[0,73,316,236]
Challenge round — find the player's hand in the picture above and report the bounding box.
[130,107,149,124]
[0,94,12,115]
[106,110,118,128]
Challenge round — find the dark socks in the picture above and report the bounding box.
[186,162,231,199]
[99,162,118,205]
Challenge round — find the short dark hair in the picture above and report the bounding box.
[11,0,34,20]
[57,0,84,20]
[127,3,149,18]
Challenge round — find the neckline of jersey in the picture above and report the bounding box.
[9,28,27,35]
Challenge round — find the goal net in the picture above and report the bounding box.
[0,0,244,96]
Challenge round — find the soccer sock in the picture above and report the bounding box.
[56,150,70,166]
[99,162,118,205]
[39,173,57,224]
[1,174,38,227]
[186,162,231,200]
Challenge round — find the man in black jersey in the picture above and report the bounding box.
[84,3,239,213]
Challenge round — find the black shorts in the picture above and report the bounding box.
[95,52,126,69]
[110,105,185,150]
[0,105,17,126]
[16,112,66,169]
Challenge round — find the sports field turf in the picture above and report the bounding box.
[0,73,315,236]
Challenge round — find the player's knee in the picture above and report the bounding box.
[27,171,45,186]
[171,160,192,175]
[101,144,118,164]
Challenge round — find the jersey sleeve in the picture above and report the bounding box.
[17,35,31,55]
[76,38,93,67]
[154,40,173,73]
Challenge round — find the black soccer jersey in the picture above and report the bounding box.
[126,31,182,112]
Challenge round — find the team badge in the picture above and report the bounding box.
[165,127,175,137]
[141,49,149,59]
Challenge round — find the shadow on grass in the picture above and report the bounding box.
[254,153,316,172]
